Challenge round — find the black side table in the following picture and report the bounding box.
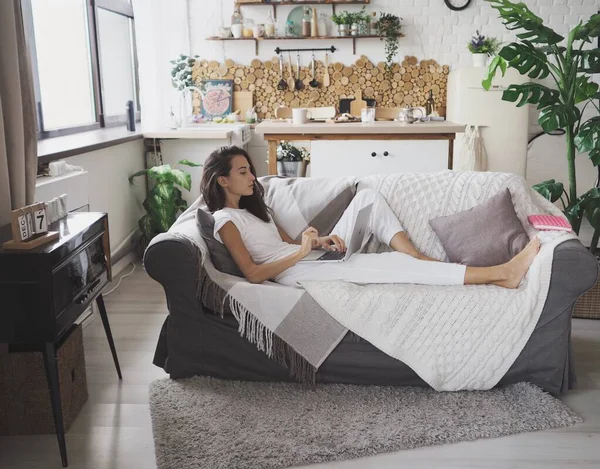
[0,212,122,467]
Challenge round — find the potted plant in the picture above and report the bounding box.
[276,141,310,178]
[482,0,600,254]
[170,53,200,125]
[376,13,402,71]
[129,159,202,252]
[354,7,370,36]
[468,30,501,67]
[331,11,353,37]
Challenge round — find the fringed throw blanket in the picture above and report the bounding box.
[174,171,575,391]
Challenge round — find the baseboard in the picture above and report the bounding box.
[111,228,140,265]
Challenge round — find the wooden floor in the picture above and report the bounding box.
[0,263,599,469]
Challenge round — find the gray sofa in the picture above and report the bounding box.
[145,206,598,395]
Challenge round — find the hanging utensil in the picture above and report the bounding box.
[287,52,295,91]
[309,51,319,88]
[323,52,331,87]
[295,51,304,91]
[277,54,287,91]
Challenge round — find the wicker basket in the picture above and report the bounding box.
[573,254,600,319]
[0,325,88,435]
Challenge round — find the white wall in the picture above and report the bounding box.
[56,140,147,256]
[189,0,596,68]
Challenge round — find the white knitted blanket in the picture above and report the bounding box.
[301,171,576,391]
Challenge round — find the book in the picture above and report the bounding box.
[528,215,572,232]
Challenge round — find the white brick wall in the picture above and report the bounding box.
[189,0,598,69]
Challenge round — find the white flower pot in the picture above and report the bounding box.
[277,161,303,178]
[472,53,488,68]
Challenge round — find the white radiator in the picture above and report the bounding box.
[35,170,89,212]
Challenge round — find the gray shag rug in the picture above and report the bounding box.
[149,377,582,469]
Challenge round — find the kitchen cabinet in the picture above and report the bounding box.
[310,140,448,177]
[254,120,465,178]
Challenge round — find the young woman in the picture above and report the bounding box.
[200,146,540,288]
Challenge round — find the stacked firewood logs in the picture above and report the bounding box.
[191,55,449,119]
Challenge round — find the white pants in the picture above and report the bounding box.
[275,189,467,287]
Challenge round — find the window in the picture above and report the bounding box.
[22,0,139,139]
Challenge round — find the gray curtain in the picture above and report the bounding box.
[0,0,37,228]
[0,0,37,356]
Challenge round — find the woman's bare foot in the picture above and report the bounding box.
[495,238,541,289]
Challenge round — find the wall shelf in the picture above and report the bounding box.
[238,1,371,20]
[207,34,404,55]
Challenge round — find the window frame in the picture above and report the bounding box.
[22,0,140,140]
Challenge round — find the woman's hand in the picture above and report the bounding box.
[298,227,319,259]
[317,235,346,252]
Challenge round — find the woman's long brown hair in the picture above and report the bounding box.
[200,146,271,222]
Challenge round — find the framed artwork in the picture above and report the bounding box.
[200,79,234,119]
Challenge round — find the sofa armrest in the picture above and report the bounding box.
[551,239,600,294]
[550,239,599,305]
[144,215,204,313]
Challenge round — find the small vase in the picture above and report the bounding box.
[277,160,303,178]
[350,23,359,36]
[338,24,348,36]
[358,22,369,36]
[178,89,193,127]
[472,53,488,68]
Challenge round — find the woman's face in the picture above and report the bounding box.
[220,155,256,197]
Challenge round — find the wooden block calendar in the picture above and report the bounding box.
[2,202,59,251]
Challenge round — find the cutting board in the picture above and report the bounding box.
[232,91,253,116]
[349,90,368,118]
[275,106,336,119]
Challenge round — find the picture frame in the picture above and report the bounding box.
[199,79,234,120]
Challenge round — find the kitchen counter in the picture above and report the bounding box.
[254,120,465,176]
[143,123,252,141]
[254,120,465,135]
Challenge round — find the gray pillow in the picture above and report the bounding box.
[196,208,244,277]
[429,188,529,267]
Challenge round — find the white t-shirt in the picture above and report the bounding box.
[212,208,300,264]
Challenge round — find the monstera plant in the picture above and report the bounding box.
[482,0,600,252]
[129,160,202,251]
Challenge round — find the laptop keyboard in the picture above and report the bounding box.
[316,250,346,261]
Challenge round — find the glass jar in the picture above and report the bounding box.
[265,11,276,38]
[285,20,296,37]
[245,107,257,124]
[318,13,328,37]
[231,5,243,25]
[242,19,254,38]
[301,8,311,37]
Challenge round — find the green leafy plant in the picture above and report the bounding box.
[482,0,600,251]
[376,13,402,71]
[277,141,310,162]
[468,30,502,56]
[331,11,354,26]
[129,160,202,250]
[170,54,199,91]
[352,6,369,25]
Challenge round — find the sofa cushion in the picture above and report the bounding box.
[429,188,529,267]
[260,176,357,241]
[196,208,244,277]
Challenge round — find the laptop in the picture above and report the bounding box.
[298,203,372,263]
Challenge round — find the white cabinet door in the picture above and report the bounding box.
[310,140,449,178]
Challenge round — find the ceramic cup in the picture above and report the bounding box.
[292,108,312,124]
[231,24,243,39]
[218,26,231,38]
[253,24,265,38]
